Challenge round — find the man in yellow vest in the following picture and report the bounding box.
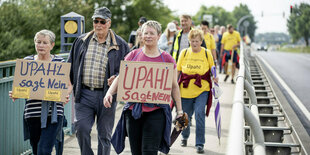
[200,20,217,65]
[220,24,241,84]
[171,14,206,61]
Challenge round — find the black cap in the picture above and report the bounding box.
[139,17,147,24]
[92,7,112,20]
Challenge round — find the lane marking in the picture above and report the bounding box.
[257,54,310,122]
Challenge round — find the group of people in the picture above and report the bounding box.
[9,6,241,155]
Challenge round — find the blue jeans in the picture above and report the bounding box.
[181,91,209,147]
[26,116,63,155]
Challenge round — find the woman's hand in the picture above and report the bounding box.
[103,93,113,108]
[8,91,17,102]
[64,95,70,105]
[107,75,116,86]
[213,77,219,83]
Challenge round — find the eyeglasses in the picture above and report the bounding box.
[93,19,109,25]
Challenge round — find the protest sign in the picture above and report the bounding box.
[12,59,71,102]
[117,61,174,104]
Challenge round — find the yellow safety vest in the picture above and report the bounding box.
[172,30,183,60]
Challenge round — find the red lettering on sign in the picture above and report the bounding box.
[158,93,164,100]
[122,90,131,100]
[123,67,136,90]
[147,91,151,100]
[163,69,172,91]
[164,94,171,102]
[131,92,139,100]
[140,93,147,102]
[152,92,159,101]
[155,69,165,89]
[143,68,153,88]
[136,66,147,88]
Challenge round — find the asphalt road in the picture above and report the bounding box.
[256,50,310,133]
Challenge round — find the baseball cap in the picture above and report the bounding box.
[92,7,112,20]
[139,17,147,24]
[167,22,177,32]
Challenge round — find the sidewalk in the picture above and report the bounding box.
[58,74,235,155]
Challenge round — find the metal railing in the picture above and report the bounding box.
[226,42,266,155]
[0,53,72,155]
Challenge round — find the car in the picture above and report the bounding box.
[256,43,268,51]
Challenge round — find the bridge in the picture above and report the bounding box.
[1,43,310,155]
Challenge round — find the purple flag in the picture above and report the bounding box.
[211,67,222,142]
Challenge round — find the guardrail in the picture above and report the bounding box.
[226,43,266,155]
[0,53,72,155]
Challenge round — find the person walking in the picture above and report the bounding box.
[128,17,147,49]
[9,29,70,155]
[200,20,217,65]
[217,26,226,73]
[171,15,206,61]
[158,22,177,53]
[177,29,218,154]
[104,20,184,155]
[67,7,129,155]
[220,24,241,83]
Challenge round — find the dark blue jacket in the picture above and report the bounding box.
[68,30,129,103]
[112,103,172,154]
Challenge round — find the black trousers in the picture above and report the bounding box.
[25,116,63,155]
[125,109,166,155]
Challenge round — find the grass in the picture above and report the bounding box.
[279,46,310,53]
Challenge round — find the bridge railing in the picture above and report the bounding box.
[226,42,265,155]
[0,53,72,155]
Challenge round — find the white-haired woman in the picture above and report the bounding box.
[158,22,177,53]
[104,21,183,155]
[9,30,70,155]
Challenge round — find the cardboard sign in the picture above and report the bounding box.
[12,59,71,102]
[117,61,174,104]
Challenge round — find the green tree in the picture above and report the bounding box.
[193,5,234,28]
[287,3,310,46]
[0,0,175,61]
[232,4,257,41]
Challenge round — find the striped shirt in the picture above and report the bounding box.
[83,32,111,88]
[23,55,64,118]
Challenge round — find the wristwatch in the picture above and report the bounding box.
[177,110,183,115]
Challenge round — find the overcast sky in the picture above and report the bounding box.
[162,0,310,34]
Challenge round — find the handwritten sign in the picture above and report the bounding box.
[117,61,174,104]
[12,59,71,102]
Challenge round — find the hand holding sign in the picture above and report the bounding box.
[117,61,174,104]
[8,91,17,102]
[12,59,71,102]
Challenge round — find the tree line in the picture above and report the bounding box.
[0,0,256,61]
[287,3,310,46]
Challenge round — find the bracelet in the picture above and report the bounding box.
[177,110,183,115]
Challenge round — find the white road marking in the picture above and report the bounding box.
[257,54,310,122]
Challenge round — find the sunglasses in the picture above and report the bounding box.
[93,19,109,25]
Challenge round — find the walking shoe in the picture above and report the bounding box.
[224,75,229,82]
[231,79,235,84]
[180,140,187,147]
[196,146,204,154]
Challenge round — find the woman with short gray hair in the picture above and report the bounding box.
[104,20,184,155]
[9,29,71,155]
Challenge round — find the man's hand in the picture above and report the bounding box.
[103,93,113,108]
[107,75,116,86]
[8,91,17,102]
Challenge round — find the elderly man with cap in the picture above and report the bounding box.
[68,7,129,155]
[158,22,177,54]
[128,16,147,49]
